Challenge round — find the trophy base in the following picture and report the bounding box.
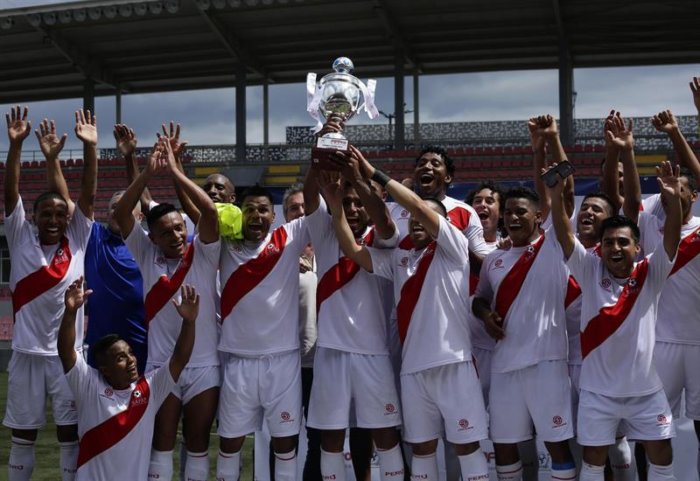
[311,136,349,170]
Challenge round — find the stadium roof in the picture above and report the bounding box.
[1,0,699,103]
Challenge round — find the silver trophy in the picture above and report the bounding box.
[307,57,378,169]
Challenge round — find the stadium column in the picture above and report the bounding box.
[116,89,122,125]
[236,63,247,162]
[263,79,269,162]
[558,41,574,146]
[394,48,405,150]
[83,78,95,115]
[413,72,420,144]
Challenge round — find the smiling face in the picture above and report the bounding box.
[98,340,139,390]
[148,211,188,258]
[413,152,452,199]
[202,174,235,204]
[471,188,501,241]
[342,184,370,238]
[601,226,640,279]
[577,196,612,247]
[409,199,446,250]
[242,195,275,243]
[503,197,541,247]
[34,197,69,245]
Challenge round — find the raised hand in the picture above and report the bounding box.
[64,277,92,314]
[172,284,199,323]
[6,105,31,145]
[114,124,137,157]
[534,114,558,139]
[604,111,634,151]
[74,109,97,145]
[691,77,700,114]
[159,121,188,159]
[35,119,67,160]
[527,117,546,152]
[145,139,168,176]
[318,169,343,211]
[656,160,681,200]
[650,110,679,134]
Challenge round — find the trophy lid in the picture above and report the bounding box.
[332,57,354,74]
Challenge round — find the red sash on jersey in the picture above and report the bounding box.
[669,225,700,276]
[76,376,150,468]
[316,229,375,313]
[220,227,288,320]
[580,260,649,359]
[564,276,582,308]
[144,243,194,324]
[12,236,72,315]
[398,205,471,250]
[493,232,546,320]
[396,241,437,343]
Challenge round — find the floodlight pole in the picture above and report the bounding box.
[235,63,247,163]
[413,72,420,144]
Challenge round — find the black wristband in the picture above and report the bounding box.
[371,169,391,187]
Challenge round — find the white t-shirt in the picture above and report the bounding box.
[66,356,175,481]
[307,198,398,355]
[369,216,472,375]
[474,227,569,373]
[125,228,221,367]
[299,268,318,369]
[218,218,310,356]
[639,212,700,345]
[565,245,600,366]
[468,240,499,351]
[6,196,93,355]
[567,238,673,397]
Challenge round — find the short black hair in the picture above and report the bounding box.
[90,334,124,367]
[416,145,455,178]
[420,196,448,218]
[33,191,68,214]
[679,167,698,192]
[503,186,540,207]
[581,191,616,218]
[465,181,505,211]
[146,203,179,230]
[240,185,274,206]
[600,215,640,243]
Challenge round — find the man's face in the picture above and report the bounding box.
[679,177,698,219]
[283,192,305,222]
[202,174,235,203]
[148,211,188,258]
[577,197,611,243]
[107,192,141,235]
[409,201,444,250]
[471,188,501,238]
[601,226,640,278]
[242,195,275,242]
[99,340,139,389]
[503,197,541,247]
[413,152,452,197]
[342,185,370,237]
[34,197,69,245]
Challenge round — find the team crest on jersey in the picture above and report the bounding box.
[54,248,68,264]
[104,388,113,397]
[400,256,409,267]
[400,209,409,218]
[601,278,612,291]
[492,259,504,270]
[266,243,280,254]
[156,256,166,265]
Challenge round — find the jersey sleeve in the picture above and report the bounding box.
[474,253,494,302]
[4,195,30,248]
[305,196,334,244]
[565,237,591,283]
[638,211,663,255]
[373,221,399,248]
[285,216,312,254]
[437,216,470,265]
[464,206,490,257]
[647,240,675,286]
[66,203,95,250]
[124,222,154,267]
[367,246,395,280]
[148,364,178,406]
[194,234,221,267]
[65,355,97,402]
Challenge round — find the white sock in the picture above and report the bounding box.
[184,450,209,481]
[321,449,346,481]
[496,460,523,481]
[274,450,297,481]
[59,441,78,481]
[458,449,489,481]
[518,440,539,481]
[377,444,405,481]
[579,463,604,481]
[148,449,174,481]
[648,462,676,481]
[8,437,34,481]
[550,461,576,481]
[180,439,188,479]
[411,452,438,481]
[609,436,635,481]
[216,450,241,481]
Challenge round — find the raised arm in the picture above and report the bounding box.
[58,277,92,373]
[75,110,98,220]
[163,136,219,243]
[37,118,73,214]
[543,164,575,259]
[303,120,344,215]
[528,116,549,216]
[651,109,700,184]
[657,161,682,261]
[533,115,576,220]
[601,110,624,211]
[168,285,198,382]
[606,112,641,221]
[159,122,201,224]
[116,124,153,212]
[4,106,31,214]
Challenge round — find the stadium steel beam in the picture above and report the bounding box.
[263,80,269,162]
[193,1,267,80]
[236,63,247,163]
[116,89,122,125]
[83,78,95,115]
[394,48,405,150]
[552,0,574,145]
[372,0,421,72]
[413,72,420,144]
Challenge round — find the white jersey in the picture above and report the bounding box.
[474,227,569,373]
[368,216,472,375]
[639,212,700,345]
[307,198,397,355]
[468,240,499,351]
[5,196,93,355]
[66,356,175,481]
[125,228,221,367]
[642,193,665,221]
[567,238,673,397]
[219,217,310,356]
[565,245,600,366]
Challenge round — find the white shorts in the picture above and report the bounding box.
[489,360,574,444]
[146,363,220,404]
[654,341,700,420]
[472,347,492,407]
[400,361,488,445]
[218,351,302,438]
[3,351,77,429]
[577,389,674,446]
[307,347,401,430]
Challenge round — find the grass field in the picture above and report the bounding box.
[0,371,255,481]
